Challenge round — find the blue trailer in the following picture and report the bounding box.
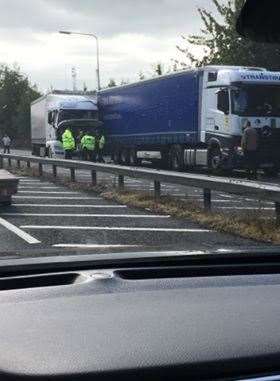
[98,66,280,174]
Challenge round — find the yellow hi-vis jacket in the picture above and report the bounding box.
[81,135,95,151]
[62,129,75,151]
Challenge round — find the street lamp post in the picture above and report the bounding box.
[59,30,101,91]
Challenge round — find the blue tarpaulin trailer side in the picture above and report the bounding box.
[98,70,202,150]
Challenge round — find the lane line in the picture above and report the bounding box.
[13,196,102,200]
[19,180,41,183]
[218,207,274,210]
[53,244,142,249]
[2,213,170,218]
[21,225,212,233]
[17,191,79,194]
[18,187,63,190]
[12,204,127,208]
[0,217,41,244]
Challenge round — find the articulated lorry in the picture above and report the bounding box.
[31,91,99,157]
[98,66,280,175]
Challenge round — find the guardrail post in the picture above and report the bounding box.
[17,160,20,169]
[70,168,75,182]
[91,170,97,186]
[118,175,124,190]
[275,202,280,225]
[38,163,43,177]
[8,158,11,167]
[53,165,57,178]
[203,188,212,212]
[154,180,161,200]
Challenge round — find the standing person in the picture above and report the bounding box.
[241,121,259,179]
[62,128,75,159]
[2,134,11,154]
[95,130,106,163]
[81,132,95,161]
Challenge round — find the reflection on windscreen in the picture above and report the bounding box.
[231,85,280,116]
[59,110,98,123]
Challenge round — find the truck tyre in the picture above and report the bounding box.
[113,151,121,165]
[170,145,184,171]
[208,148,222,174]
[263,167,279,177]
[120,149,129,165]
[129,149,140,166]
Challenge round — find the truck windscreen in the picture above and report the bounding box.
[231,85,280,117]
[58,110,98,123]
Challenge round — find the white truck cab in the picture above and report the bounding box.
[31,92,99,157]
[200,66,280,174]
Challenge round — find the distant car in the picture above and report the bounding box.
[46,140,65,158]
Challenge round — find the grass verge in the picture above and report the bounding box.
[102,190,279,245]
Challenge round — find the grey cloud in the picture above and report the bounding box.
[0,0,213,37]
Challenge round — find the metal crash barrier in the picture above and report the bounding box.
[1,153,280,223]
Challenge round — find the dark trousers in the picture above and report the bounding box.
[3,146,10,154]
[65,150,73,160]
[244,150,258,179]
[95,148,104,163]
[82,149,94,161]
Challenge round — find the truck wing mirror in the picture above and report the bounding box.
[48,112,53,125]
[236,0,280,43]
[217,90,230,115]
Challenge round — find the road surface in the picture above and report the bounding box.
[0,175,262,256]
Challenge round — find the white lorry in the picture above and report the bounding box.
[31,91,99,157]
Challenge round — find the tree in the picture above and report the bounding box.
[177,0,280,70]
[138,71,145,80]
[153,63,164,76]
[120,79,130,85]
[107,78,117,88]
[0,64,41,147]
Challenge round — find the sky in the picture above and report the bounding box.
[0,0,214,92]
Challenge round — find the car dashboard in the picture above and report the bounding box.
[1,250,280,380]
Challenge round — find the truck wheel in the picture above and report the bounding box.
[159,150,169,169]
[113,151,121,165]
[170,146,184,171]
[263,167,279,177]
[208,149,222,174]
[120,149,129,165]
[129,149,140,166]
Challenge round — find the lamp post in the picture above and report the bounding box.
[59,30,101,91]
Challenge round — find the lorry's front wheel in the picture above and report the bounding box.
[208,149,222,174]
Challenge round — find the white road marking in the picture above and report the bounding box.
[19,180,41,183]
[18,186,63,190]
[13,204,127,208]
[218,206,274,210]
[0,217,41,244]
[2,213,170,218]
[53,244,142,248]
[199,199,242,203]
[18,191,79,194]
[219,194,233,198]
[21,225,212,233]
[13,196,102,200]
